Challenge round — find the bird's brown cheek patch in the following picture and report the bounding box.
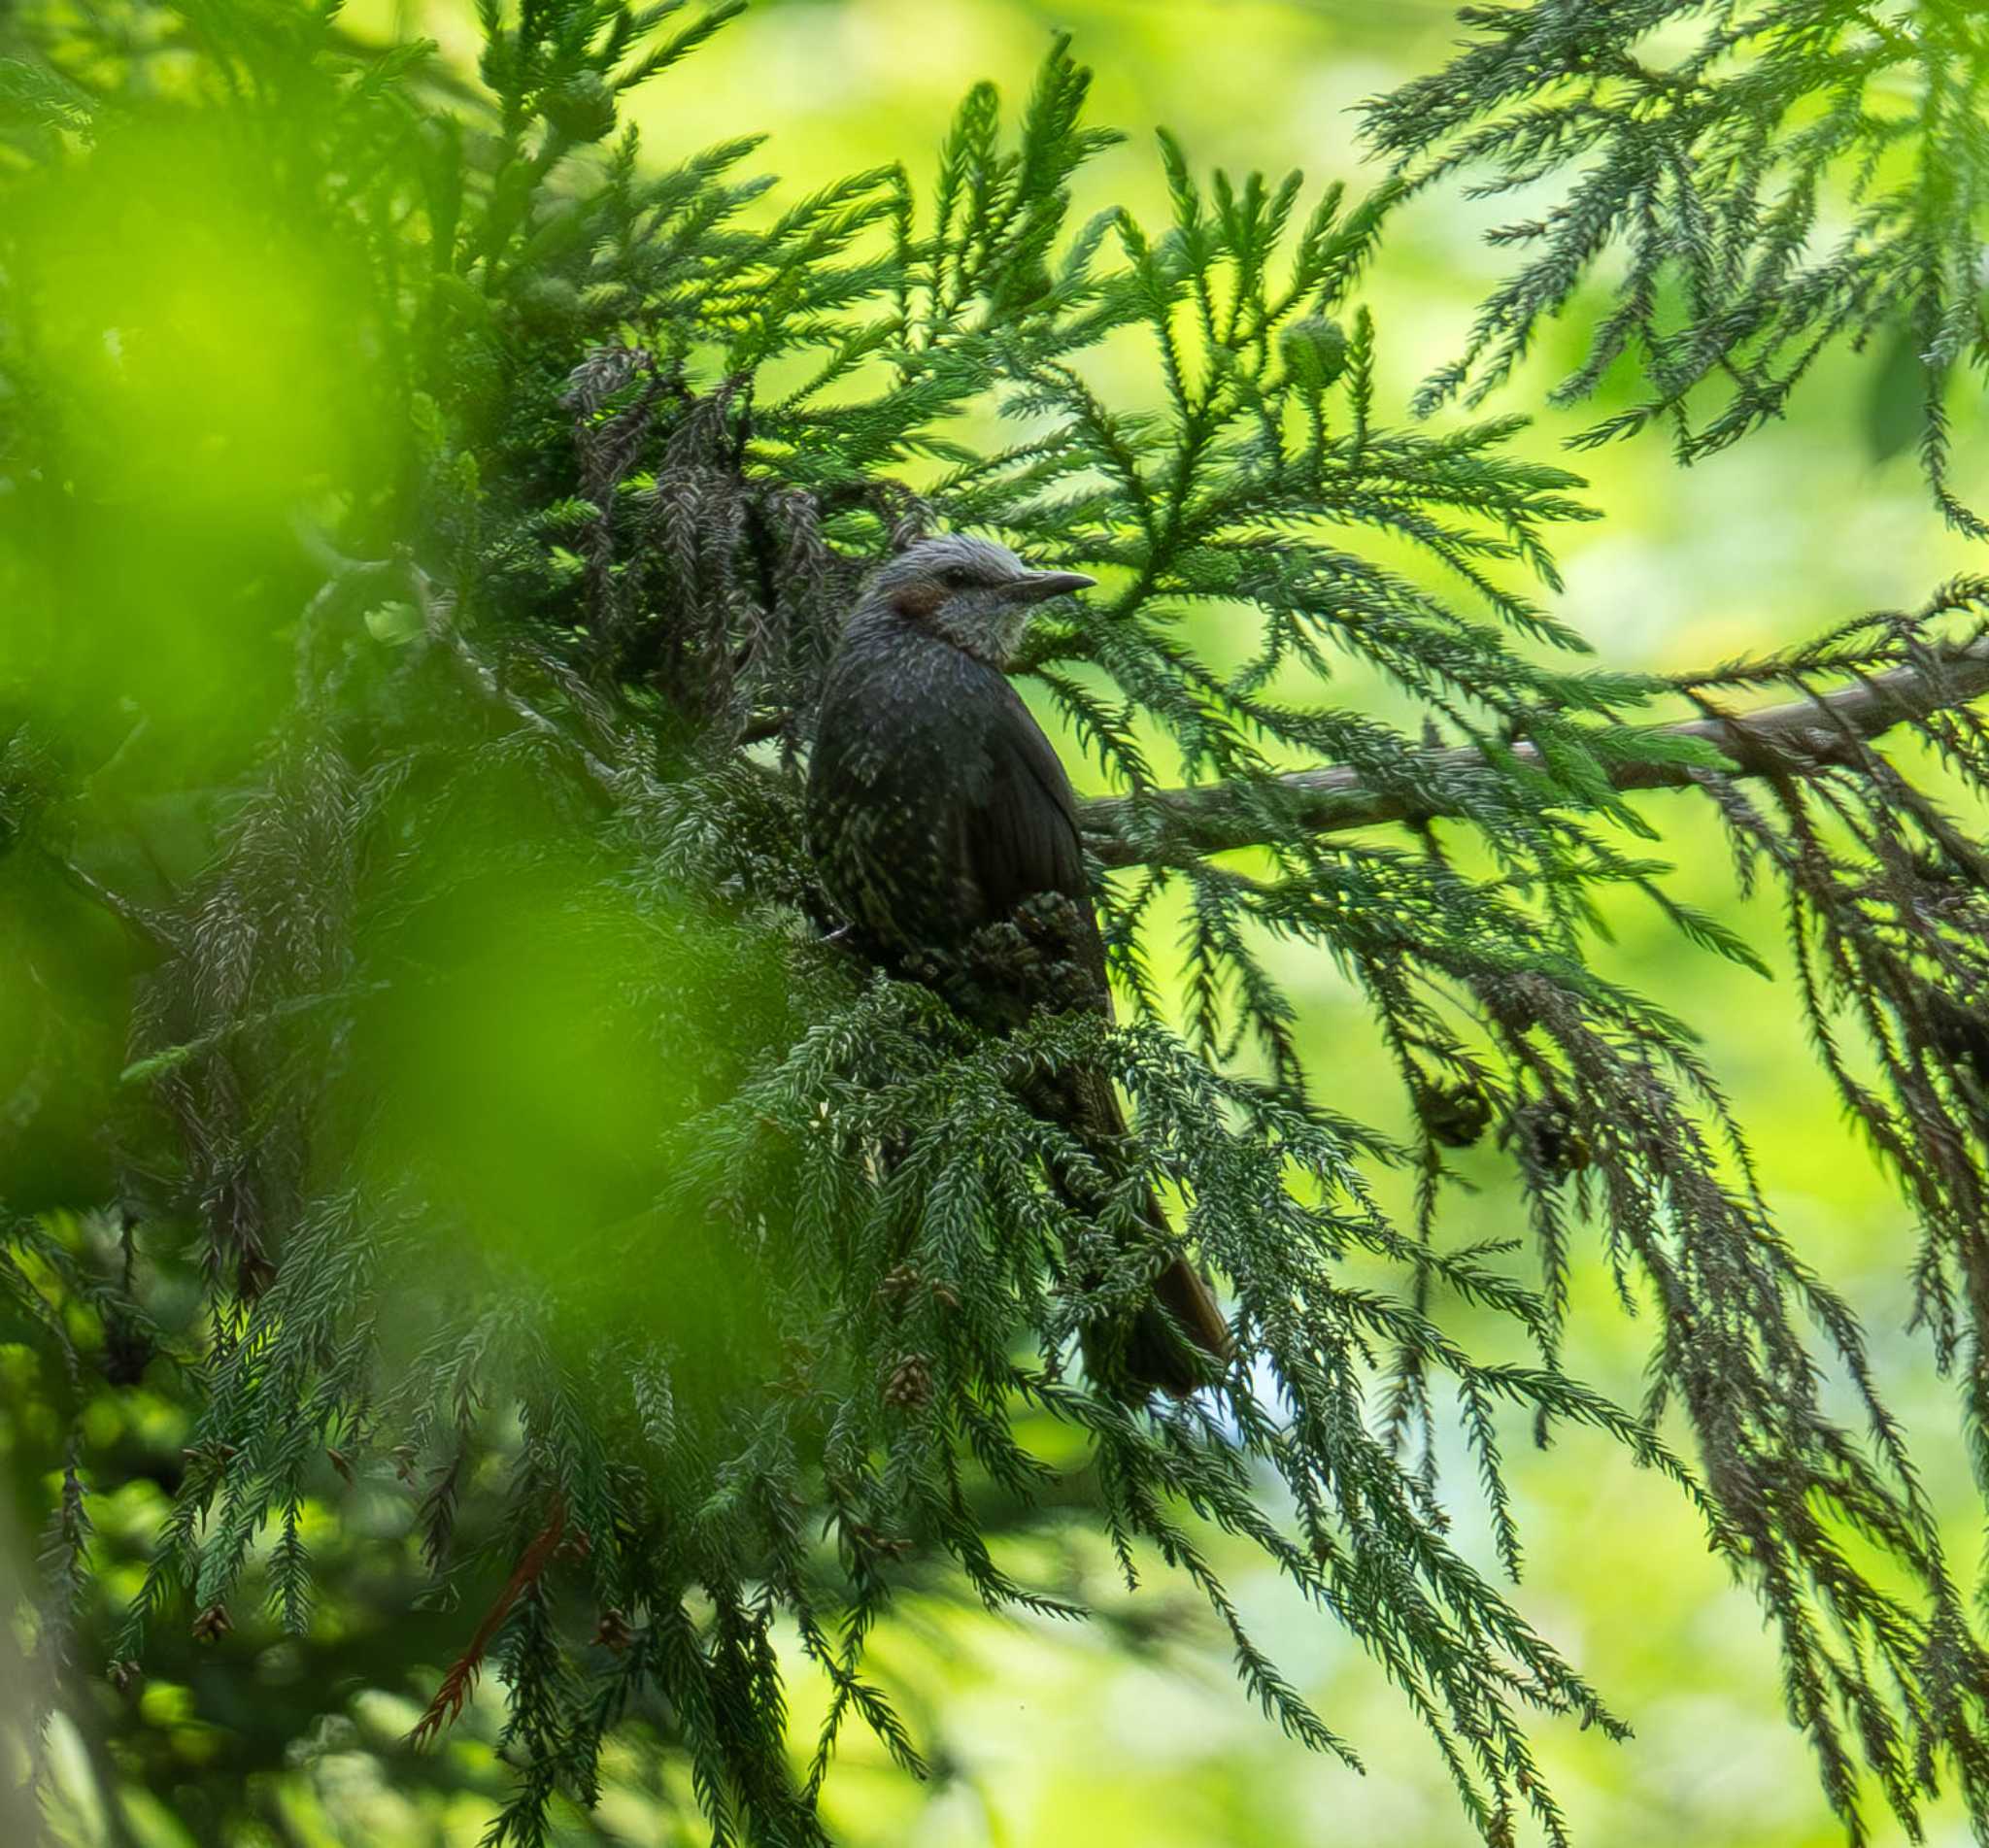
[890,584,945,621]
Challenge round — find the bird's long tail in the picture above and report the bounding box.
[1044,1066,1233,1399]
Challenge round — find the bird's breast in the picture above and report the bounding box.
[807,628,1000,955]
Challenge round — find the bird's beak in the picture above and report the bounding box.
[1006,570,1096,605]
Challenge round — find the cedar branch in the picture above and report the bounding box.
[293,537,1989,872]
[1075,639,1989,867]
[37,847,175,953]
[408,1495,568,1749]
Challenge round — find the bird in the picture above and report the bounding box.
[806,532,1233,1398]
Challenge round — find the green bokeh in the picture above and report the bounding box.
[0,110,396,780]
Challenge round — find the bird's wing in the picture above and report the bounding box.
[965,677,1126,1119]
[968,680,1086,905]
[965,678,1111,986]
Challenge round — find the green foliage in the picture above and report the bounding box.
[5,4,1989,1847]
[1365,1,1989,526]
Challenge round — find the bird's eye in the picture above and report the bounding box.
[940,568,973,590]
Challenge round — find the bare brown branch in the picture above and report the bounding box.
[1075,639,1989,867]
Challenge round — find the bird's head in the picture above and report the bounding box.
[864,535,1096,668]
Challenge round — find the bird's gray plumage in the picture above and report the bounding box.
[806,535,1232,1397]
[808,537,1094,963]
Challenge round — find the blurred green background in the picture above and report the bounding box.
[20,0,1989,1843]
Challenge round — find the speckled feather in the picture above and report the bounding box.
[806,536,1233,1397]
[810,620,1092,962]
